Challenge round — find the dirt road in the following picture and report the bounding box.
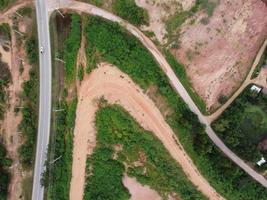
[70,64,224,200]
[48,0,267,195]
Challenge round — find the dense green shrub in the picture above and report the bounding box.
[84,105,206,200]
[212,86,267,163]
[0,60,11,119]
[0,23,11,40]
[63,14,81,82]
[19,69,38,168]
[77,65,84,81]
[0,0,15,10]
[47,100,77,200]
[113,0,148,25]
[84,16,267,199]
[0,143,11,200]
[25,38,38,64]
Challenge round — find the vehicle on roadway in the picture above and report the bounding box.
[40,46,44,54]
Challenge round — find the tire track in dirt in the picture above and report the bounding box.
[70,63,224,200]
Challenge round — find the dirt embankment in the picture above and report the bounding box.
[174,0,267,110]
[70,63,224,200]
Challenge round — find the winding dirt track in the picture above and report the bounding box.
[47,0,267,197]
[70,64,223,200]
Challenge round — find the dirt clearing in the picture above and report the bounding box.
[123,175,161,200]
[70,63,223,200]
[173,0,267,110]
[135,0,195,44]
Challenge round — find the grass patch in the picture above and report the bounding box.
[21,176,33,200]
[17,7,32,17]
[80,0,104,7]
[84,104,206,200]
[197,0,219,17]
[112,0,148,25]
[165,0,219,46]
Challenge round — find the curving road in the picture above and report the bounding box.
[32,0,52,199]
[47,0,267,189]
[32,0,267,200]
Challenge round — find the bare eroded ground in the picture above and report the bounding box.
[174,0,267,110]
[135,0,195,44]
[70,63,224,200]
[123,175,162,200]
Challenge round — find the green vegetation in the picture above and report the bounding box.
[0,60,11,119]
[84,104,206,200]
[81,0,104,7]
[164,50,207,114]
[212,86,267,164]
[0,142,11,200]
[0,0,15,10]
[113,0,148,25]
[63,14,81,82]
[197,0,219,17]
[45,12,79,200]
[25,38,38,64]
[21,176,33,200]
[17,7,33,17]
[46,99,77,200]
[18,10,39,168]
[0,24,12,119]
[252,45,267,79]
[19,68,38,168]
[84,16,267,199]
[0,23,11,40]
[166,10,192,45]
[166,0,219,46]
[78,65,84,81]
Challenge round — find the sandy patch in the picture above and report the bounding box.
[69,63,224,200]
[135,0,195,44]
[173,0,267,111]
[254,64,267,88]
[123,175,162,200]
[0,42,11,67]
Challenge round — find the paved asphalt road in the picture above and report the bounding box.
[31,0,52,199]
[31,1,266,200]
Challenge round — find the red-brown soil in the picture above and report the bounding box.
[174,0,267,111]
